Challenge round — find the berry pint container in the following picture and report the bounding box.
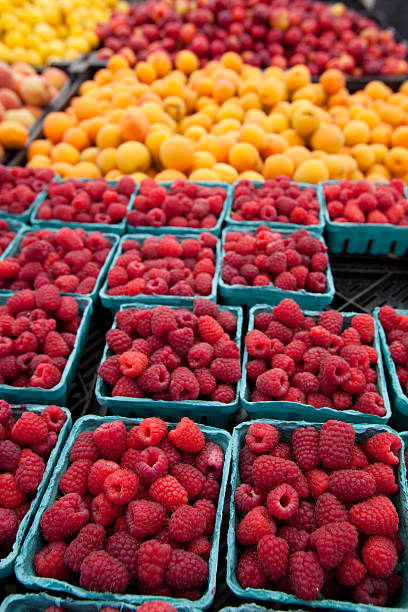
[225,180,325,236]
[374,307,408,428]
[218,226,335,310]
[0,227,120,304]
[30,178,139,236]
[0,295,93,405]
[99,232,221,313]
[241,304,391,426]
[227,419,408,612]
[95,301,243,427]
[318,180,408,256]
[0,594,198,612]
[15,415,232,611]
[126,180,233,237]
[0,405,71,578]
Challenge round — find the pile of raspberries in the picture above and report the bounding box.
[36,177,135,225]
[231,176,320,225]
[98,299,240,403]
[128,178,227,230]
[0,219,19,256]
[0,402,66,558]
[378,305,408,398]
[0,166,54,216]
[324,179,408,225]
[0,227,115,295]
[106,233,217,298]
[245,299,385,416]
[221,227,329,293]
[42,602,181,612]
[34,416,224,600]
[235,420,403,606]
[0,287,82,389]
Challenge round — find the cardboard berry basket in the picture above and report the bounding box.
[15,414,232,611]
[241,304,391,426]
[99,232,221,313]
[318,180,408,256]
[218,226,335,310]
[0,295,93,405]
[0,404,71,578]
[0,594,198,612]
[225,180,325,236]
[95,301,243,427]
[226,419,408,612]
[126,180,233,237]
[374,307,408,428]
[29,178,139,236]
[0,227,120,304]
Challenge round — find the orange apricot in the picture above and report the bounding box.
[160,135,194,171]
[63,127,90,151]
[43,112,75,144]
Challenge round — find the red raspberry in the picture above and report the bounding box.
[273,299,304,328]
[118,350,148,377]
[315,491,348,527]
[319,420,355,470]
[252,455,301,492]
[168,327,194,357]
[355,392,386,416]
[289,550,324,601]
[103,468,140,505]
[365,431,401,465]
[245,422,279,454]
[310,521,358,570]
[278,526,309,553]
[168,417,204,453]
[239,445,256,484]
[98,355,122,386]
[40,493,89,542]
[256,367,289,397]
[11,411,48,445]
[34,541,71,581]
[328,469,376,503]
[169,504,206,542]
[196,315,224,345]
[257,534,289,581]
[169,367,199,401]
[92,420,127,462]
[378,305,398,331]
[129,417,167,448]
[236,546,267,589]
[137,604,176,612]
[56,296,78,321]
[149,475,188,511]
[188,534,212,559]
[306,469,329,499]
[64,523,106,572]
[267,484,299,519]
[364,463,398,495]
[336,553,367,587]
[245,329,271,358]
[0,439,20,472]
[272,442,292,459]
[171,463,205,500]
[0,473,25,508]
[362,535,398,578]
[59,459,92,497]
[70,430,99,463]
[138,539,172,588]
[80,550,129,593]
[234,483,263,514]
[106,531,140,583]
[318,311,343,335]
[138,364,170,393]
[195,367,216,395]
[210,357,241,383]
[349,495,399,536]
[126,500,167,539]
[351,576,389,605]
[13,449,44,494]
[91,492,123,526]
[236,506,276,546]
[287,500,316,533]
[135,447,168,486]
[41,405,66,433]
[165,549,208,589]
[211,383,235,403]
[106,329,132,354]
[30,363,61,389]
[43,331,70,357]
[291,426,319,470]
[352,314,375,343]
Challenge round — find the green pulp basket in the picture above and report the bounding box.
[0,594,198,611]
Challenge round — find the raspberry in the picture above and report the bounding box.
[0,473,25,508]
[257,534,289,581]
[168,327,194,357]
[165,548,208,590]
[234,483,263,514]
[236,547,267,589]
[378,305,398,331]
[35,284,61,312]
[149,475,188,511]
[287,500,316,533]
[236,506,276,546]
[169,367,199,401]
[194,367,216,395]
[329,468,376,503]
[210,357,241,383]
[278,526,309,553]
[168,504,206,542]
[256,368,289,397]
[59,459,92,497]
[317,311,343,335]
[336,554,367,587]
[239,445,256,484]
[267,484,299,519]
[365,462,398,495]
[349,495,399,535]
[129,417,167,448]
[41,405,66,433]
[273,299,304,328]
[272,442,292,460]
[138,539,172,588]
[245,422,279,454]
[289,551,324,601]
[365,431,401,465]
[105,531,140,584]
[40,493,89,542]
[171,463,205,500]
[245,329,271,358]
[315,491,348,527]
[352,314,375,343]
[137,604,176,612]
[125,499,166,539]
[56,296,78,321]
[64,523,106,572]
[310,521,358,570]
[291,426,319,470]
[11,411,48,445]
[319,420,355,470]
[102,468,140,505]
[306,469,329,499]
[6,290,35,316]
[168,418,204,453]
[252,455,301,492]
[80,550,129,593]
[34,541,71,581]
[351,576,389,605]
[138,364,170,393]
[92,420,127,462]
[30,363,61,389]
[0,439,20,471]
[69,431,99,464]
[362,536,398,578]
[135,447,168,486]
[106,329,132,354]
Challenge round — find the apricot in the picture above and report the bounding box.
[0,88,21,110]
[263,154,294,179]
[365,81,392,100]
[191,151,216,170]
[370,164,391,179]
[286,65,311,92]
[175,50,199,74]
[228,142,260,172]
[320,69,345,95]
[259,78,285,107]
[371,144,388,163]
[209,134,237,163]
[386,147,408,176]
[212,163,238,183]
[378,103,405,126]
[391,126,408,148]
[267,112,289,133]
[310,124,344,154]
[293,159,329,183]
[81,148,99,164]
[155,169,186,181]
[51,142,80,165]
[351,144,376,171]
[28,139,52,159]
[262,134,289,157]
[189,168,219,181]
[325,154,348,180]
[19,75,51,107]
[343,120,370,146]
[43,112,75,144]
[135,62,156,85]
[116,141,151,174]
[369,123,392,146]
[145,130,171,164]
[97,148,117,175]
[292,107,320,138]
[0,120,27,148]
[355,108,380,129]
[72,98,100,120]
[163,96,186,122]
[27,154,51,168]
[96,123,121,150]
[285,146,311,169]
[160,135,194,171]
[221,52,243,73]
[239,170,264,181]
[4,109,35,128]
[63,127,90,151]
[239,123,266,150]
[119,110,150,142]
[281,129,304,147]
[148,51,172,78]
[72,162,101,179]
